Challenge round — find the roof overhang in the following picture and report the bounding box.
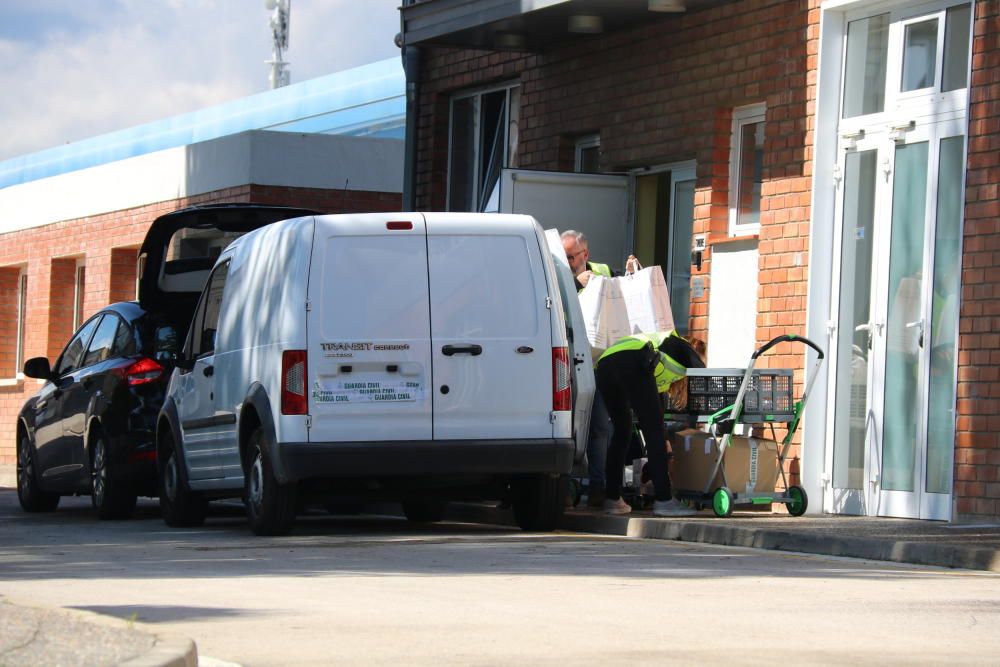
[400,0,731,52]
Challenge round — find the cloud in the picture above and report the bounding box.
[0,0,401,161]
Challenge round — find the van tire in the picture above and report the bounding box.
[159,435,207,527]
[401,499,448,523]
[512,474,566,532]
[245,428,296,536]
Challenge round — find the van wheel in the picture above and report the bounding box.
[159,435,207,527]
[401,499,448,523]
[245,428,296,536]
[91,434,137,520]
[512,474,567,532]
[17,433,60,513]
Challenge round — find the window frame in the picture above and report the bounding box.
[14,269,27,378]
[446,81,521,212]
[72,259,86,331]
[574,134,601,174]
[728,103,767,236]
[837,0,973,136]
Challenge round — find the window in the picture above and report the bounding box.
[841,2,972,121]
[73,261,86,330]
[82,314,121,368]
[15,270,27,375]
[448,83,520,212]
[55,315,102,377]
[188,262,230,359]
[575,135,601,173]
[729,104,766,234]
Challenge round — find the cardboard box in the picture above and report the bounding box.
[669,429,778,496]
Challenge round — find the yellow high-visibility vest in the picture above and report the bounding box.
[596,331,687,392]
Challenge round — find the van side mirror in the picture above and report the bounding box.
[23,357,53,380]
[173,354,196,372]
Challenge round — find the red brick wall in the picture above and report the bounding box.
[47,258,79,361]
[955,0,1000,520]
[0,184,401,476]
[109,248,140,305]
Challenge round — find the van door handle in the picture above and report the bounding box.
[442,344,483,356]
[203,365,214,377]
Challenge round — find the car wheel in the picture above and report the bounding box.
[158,433,207,527]
[16,433,60,513]
[91,434,137,520]
[401,499,448,523]
[511,474,566,532]
[245,428,296,536]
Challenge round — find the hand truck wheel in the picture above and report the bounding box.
[712,487,734,518]
[787,485,808,516]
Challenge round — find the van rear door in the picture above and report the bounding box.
[424,213,554,440]
[306,213,433,442]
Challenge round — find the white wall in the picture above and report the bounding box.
[0,131,403,235]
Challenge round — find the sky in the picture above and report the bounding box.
[0,0,403,161]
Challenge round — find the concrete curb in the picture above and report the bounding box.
[119,636,198,667]
[0,596,197,667]
[447,503,1000,573]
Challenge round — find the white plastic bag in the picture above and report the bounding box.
[578,275,630,357]
[619,264,675,334]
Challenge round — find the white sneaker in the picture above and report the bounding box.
[603,497,632,515]
[652,499,697,517]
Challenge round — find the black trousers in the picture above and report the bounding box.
[594,347,671,502]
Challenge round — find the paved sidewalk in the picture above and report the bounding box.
[449,503,1000,572]
[0,597,196,667]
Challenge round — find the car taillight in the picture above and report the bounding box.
[125,358,165,386]
[281,350,308,415]
[552,347,571,412]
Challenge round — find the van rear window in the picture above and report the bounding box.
[428,235,539,339]
[319,236,431,339]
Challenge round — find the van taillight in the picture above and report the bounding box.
[281,350,308,415]
[125,358,164,386]
[552,347,571,412]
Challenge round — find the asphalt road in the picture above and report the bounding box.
[1,490,998,666]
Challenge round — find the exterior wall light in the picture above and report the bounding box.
[649,0,686,11]
[568,14,604,34]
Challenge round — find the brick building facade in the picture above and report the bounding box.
[401,0,998,521]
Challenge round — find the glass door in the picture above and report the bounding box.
[824,1,969,520]
[877,122,964,520]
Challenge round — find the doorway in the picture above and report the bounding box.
[632,162,696,335]
[823,1,970,520]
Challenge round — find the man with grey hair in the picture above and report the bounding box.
[560,230,613,291]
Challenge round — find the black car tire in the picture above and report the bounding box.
[158,434,207,527]
[91,434,137,520]
[511,474,566,532]
[245,428,296,536]
[401,499,448,523]
[16,433,60,513]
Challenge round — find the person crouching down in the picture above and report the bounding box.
[595,331,703,517]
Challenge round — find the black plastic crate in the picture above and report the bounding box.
[681,368,795,422]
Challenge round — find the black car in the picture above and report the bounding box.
[16,204,317,519]
[17,302,180,518]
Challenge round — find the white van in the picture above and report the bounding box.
[156,212,593,535]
